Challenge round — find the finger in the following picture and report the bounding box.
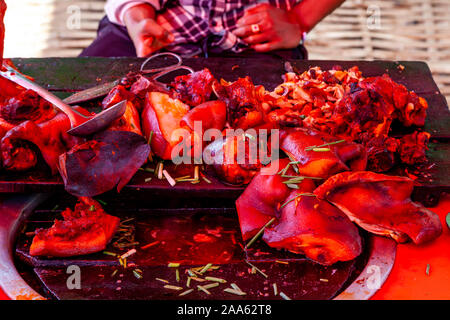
[141,19,174,43]
[252,41,280,52]
[233,25,253,38]
[244,3,270,16]
[243,32,274,45]
[234,18,273,39]
[137,38,155,57]
[236,11,266,27]
[233,23,266,39]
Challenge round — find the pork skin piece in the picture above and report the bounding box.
[280,128,367,179]
[236,159,362,265]
[30,197,120,257]
[235,159,297,240]
[180,100,227,133]
[58,130,150,197]
[314,171,442,244]
[107,100,142,136]
[263,192,362,265]
[1,111,85,173]
[204,130,269,185]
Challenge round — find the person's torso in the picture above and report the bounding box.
[156,0,301,56]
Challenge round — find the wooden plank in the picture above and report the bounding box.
[1,58,448,205]
[11,57,445,96]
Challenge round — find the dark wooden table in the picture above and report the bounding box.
[2,57,447,300]
[1,57,449,206]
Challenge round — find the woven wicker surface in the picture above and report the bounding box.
[307,0,450,106]
[4,0,450,105]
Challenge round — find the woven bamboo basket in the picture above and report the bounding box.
[4,0,450,105]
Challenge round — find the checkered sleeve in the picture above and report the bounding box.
[105,0,170,26]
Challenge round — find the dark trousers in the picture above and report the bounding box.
[80,16,308,60]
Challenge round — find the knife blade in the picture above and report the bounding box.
[62,80,120,105]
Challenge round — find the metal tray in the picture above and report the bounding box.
[0,193,396,300]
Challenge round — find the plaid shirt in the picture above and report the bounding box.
[106,0,301,56]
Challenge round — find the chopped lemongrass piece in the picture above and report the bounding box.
[163,170,176,187]
[246,261,268,278]
[154,162,160,177]
[201,175,212,184]
[168,262,180,268]
[120,249,136,260]
[304,139,345,151]
[176,269,180,282]
[275,260,289,265]
[156,278,169,284]
[286,184,299,189]
[133,270,143,279]
[197,285,211,295]
[118,258,124,266]
[111,269,118,277]
[175,175,191,181]
[312,147,331,152]
[194,166,199,181]
[89,205,96,211]
[164,285,183,291]
[147,131,154,161]
[224,288,246,296]
[120,217,134,224]
[319,278,329,282]
[202,282,219,290]
[426,264,431,275]
[144,177,152,183]
[273,283,278,296]
[103,251,118,257]
[245,218,276,249]
[51,204,59,211]
[278,163,290,175]
[176,178,197,182]
[280,193,316,209]
[191,180,200,185]
[244,132,256,140]
[186,277,192,288]
[187,269,196,277]
[147,131,154,145]
[97,199,107,206]
[189,277,205,282]
[123,258,127,268]
[179,289,194,297]
[204,276,227,283]
[199,263,213,274]
[251,267,256,274]
[279,292,291,300]
[230,283,243,293]
[158,162,164,179]
[282,175,305,179]
[282,178,305,184]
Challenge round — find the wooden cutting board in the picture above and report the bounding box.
[0,58,448,206]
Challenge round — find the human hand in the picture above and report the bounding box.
[233,3,303,52]
[123,4,174,57]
